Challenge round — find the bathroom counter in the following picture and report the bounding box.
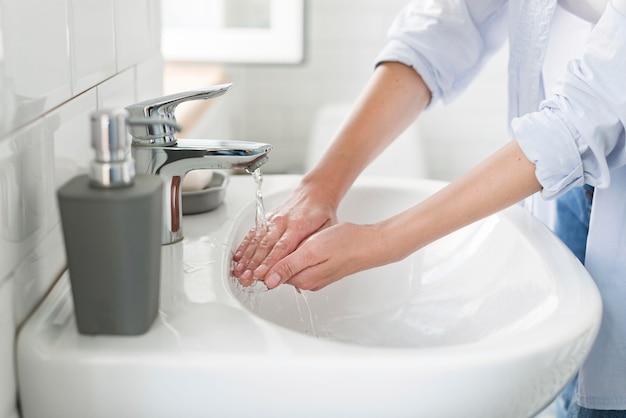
[18,174,377,417]
[18,173,338,357]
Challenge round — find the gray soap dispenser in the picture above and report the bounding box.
[57,109,163,335]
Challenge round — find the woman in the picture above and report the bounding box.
[233,1,626,415]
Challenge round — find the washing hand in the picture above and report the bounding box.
[232,184,338,288]
[256,222,391,291]
[234,140,541,291]
[233,182,409,291]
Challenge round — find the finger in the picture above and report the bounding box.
[232,227,267,277]
[234,221,286,278]
[254,217,334,280]
[233,229,254,262]
[285,265,338,291]
[263,245,327,289]
[252,229,305,280]
[236,269,255,287]
[240,226,286,276]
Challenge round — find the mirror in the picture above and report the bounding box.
[161,0,305,64]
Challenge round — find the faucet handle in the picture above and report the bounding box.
[125,83,232,145]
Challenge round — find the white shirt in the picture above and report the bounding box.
[377,0,626,410]
[559,0,609,22]
[513,4,626,409]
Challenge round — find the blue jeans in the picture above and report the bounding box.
[553,184,594,264]
[557,376,579,418]
[552,186,600,418]
[568,404,626,418]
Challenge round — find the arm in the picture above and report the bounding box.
[234,0,508,286]
[233,62,431,284]
[300,62,431,210]
[263,140,541,290]
[264,0,626,290]
[514,0,626,198]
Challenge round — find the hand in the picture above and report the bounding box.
[250,140,541,291]
[232,185,338,286]
[231,64,433,288]
[262,222,388,291]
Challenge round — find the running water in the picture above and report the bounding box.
[247,167,268,231]
[294,287,319,337]
[231,168,319,337]
[231,272,269,312]
[231,167,269,313]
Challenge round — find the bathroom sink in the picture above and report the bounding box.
[17,175,601,418]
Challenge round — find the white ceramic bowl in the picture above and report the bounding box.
[17,176,601,418]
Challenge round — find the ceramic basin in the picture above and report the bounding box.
[17,176,601,418]
[228,177,602,417]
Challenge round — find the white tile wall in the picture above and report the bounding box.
[0,279,16,418]
[0,0,163,416]
[68,0,116,94]
[136,55,165,102]
[0,122,47,284]
[114,0,160,71]
[0,0,71,135]
[97,68,136,109]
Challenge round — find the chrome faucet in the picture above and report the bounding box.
[126,84,272,245]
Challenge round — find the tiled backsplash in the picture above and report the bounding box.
[0,1,162,417]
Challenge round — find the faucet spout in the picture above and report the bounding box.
[132,139,272,245]
[245,155,270,174]
[136,139,272,175]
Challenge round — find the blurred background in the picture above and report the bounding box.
[162,0,510,180]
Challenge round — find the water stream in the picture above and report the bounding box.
[235,168,319,336]
[247,167,267,231]
[293,287,319,337]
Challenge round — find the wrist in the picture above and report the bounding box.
[372,218,423,266]
[298,168,347,211]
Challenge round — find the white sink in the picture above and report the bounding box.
[17,175,601,418]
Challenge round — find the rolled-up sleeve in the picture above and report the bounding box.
[513,1,626,200]
[376,0,508,105]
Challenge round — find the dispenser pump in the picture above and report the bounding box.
[89,109,135,188]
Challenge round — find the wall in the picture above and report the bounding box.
[0,1,162,417]
[191,0,509,180]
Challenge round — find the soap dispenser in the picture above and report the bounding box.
[57,109,163,335]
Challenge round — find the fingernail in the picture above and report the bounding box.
[241,270,252,282]
[255,264,268,277]
[233,250,242,260]
[266,272,281,288]
[233,263,245,276]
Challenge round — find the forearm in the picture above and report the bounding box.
[299,62,431,209]
[378,140,542,261]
